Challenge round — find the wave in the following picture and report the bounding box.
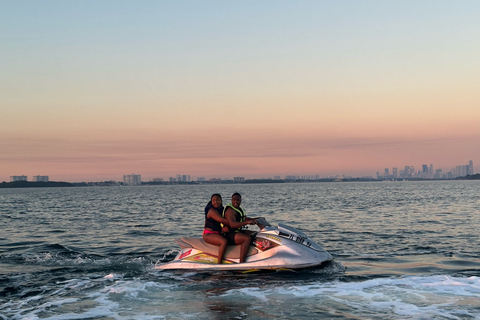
[217,275,480,319]
[3,271,478,320]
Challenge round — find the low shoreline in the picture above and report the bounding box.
[0,181,76,188]
[1,174,479,189]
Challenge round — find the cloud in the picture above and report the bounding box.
[2,134,475,164]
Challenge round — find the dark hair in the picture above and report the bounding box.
[211,193,222,201]
[232,192,241,198]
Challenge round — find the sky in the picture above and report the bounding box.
[1,1,479,182]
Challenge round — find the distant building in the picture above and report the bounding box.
[10,175,27,182]
[234,177,245,182]
[455,165,469,178]
[454,161,474,178]
[377,160,473,180]
[421,164,434,179]
[32,175,49,182]
[173,174,191,182]
[123,174,141,186]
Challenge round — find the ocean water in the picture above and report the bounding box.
[1,181,479,319]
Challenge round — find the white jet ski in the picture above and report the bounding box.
[155,218,333,271]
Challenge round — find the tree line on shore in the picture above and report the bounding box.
[1,174,479,188]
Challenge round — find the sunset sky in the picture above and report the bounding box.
[1,1,479,182]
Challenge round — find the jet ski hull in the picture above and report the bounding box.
[155,222,333,271]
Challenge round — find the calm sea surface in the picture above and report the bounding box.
[1,181,479,319]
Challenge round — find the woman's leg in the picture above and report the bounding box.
[234,232,252,263]
[203,233,228,263]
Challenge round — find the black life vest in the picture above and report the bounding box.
[204,201,224,232]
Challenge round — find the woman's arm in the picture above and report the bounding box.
[208,208,230,227]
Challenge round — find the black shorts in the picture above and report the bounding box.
[223,231,254,245]
[223,232,237,245]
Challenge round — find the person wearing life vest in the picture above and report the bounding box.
[203,194,230,264]
[222,192,257,263]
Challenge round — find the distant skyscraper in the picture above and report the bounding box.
[10,175,27,182]
[32,175,49,182]
[455,165,469,178]
[422,165,428,174]
[404,166,414,177]
[468,160,474,175]
[123,174,141,186]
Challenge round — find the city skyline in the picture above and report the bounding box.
[376,160,474,180]
[1,2,479,183]
[6,159,475,183]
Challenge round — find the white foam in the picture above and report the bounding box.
[221,275,480,318]
[6,274,479,319]
[22,251,114,266]
[8,276,178,320]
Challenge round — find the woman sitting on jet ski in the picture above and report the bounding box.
[203,194,231,264]
[223,192,258,263]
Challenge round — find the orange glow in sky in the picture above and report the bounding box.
[1,2,479,182]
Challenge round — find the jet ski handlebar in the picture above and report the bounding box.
[251,217,271,229]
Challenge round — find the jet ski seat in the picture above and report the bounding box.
[176,237,259,260]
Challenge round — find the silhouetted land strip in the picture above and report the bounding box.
[245,179,285,184]
[1,174,479,188]
[0,181,75,188]
[456,174,480,180]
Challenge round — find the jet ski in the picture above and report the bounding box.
[155,218,333,271]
